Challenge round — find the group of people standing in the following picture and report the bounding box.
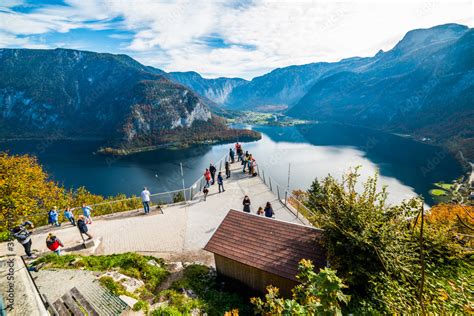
[203,162,225,194]
[12,204,95,258]
[202,143,275,218]
[242,196,275,218]
[230,142,257,176]
[47,203,93,228]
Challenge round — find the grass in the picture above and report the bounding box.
[430,189,448,196]
[155,264,253,315]
[33,252,169,293]
[33,254,252,315]
[434,182,454,190]
[99,276,128,296]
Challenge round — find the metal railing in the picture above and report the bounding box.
[255,164,316,221]
[9,154,229,223]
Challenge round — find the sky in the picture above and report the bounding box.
[0,0,472,79]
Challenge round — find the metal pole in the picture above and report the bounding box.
[180,163,186,202]
[287,163,291,191]
[285,163,291,205]
[419,202,426,315]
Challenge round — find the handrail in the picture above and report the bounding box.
[8,154,228,223]
[255,164,316,220]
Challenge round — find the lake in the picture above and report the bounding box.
[0,123,463,205]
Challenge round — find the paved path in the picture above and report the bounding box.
[1,162,306,263]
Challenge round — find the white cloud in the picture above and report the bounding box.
[0,0,472,79]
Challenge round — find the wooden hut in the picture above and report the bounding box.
[204,210,326,297]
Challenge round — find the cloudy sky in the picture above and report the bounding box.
[0,0,472,79]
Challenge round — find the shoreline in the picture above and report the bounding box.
[96,134,262,156]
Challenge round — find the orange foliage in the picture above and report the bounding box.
[428,203,473,234]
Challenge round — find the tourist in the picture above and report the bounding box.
[250,158,257,176]
[264,202,274,218]
[11,221,36,258]
[141,186,151,214]
[242,154,247,172]
[64,207,76,226]
[256,206,264,216]
[217,172,225,193]
[242,196,251,213]
[236,143,243,162]
[48,206,60,227]
[209,163,217,185]
[203,186,209,201]
[204,168,211,187]
[81,203,93,224]
[229,148,235,163]
[248,154,253,175]
[46,233,64,255]
[77,215,93,240]
[225,160,231,179]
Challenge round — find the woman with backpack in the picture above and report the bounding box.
[46,233,64,255]
[77,215,93,240]
[11,221,36,258]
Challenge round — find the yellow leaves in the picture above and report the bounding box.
[0,152,68,233]
[224,309,239,316]
[438,288,449,301]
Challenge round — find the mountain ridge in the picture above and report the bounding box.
[0,48,260,153]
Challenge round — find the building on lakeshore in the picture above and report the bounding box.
[204,210,326,297]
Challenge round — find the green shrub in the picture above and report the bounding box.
[32,253,169,293]
[132,300,149,313]
[158,289,203,314]
[170,264,252,315]
[301,168,473,314]
[99,276,126,296]
[252,260,350,315]
[173,192,185,203]
[151,305,182,316]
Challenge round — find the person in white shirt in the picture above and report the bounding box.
[141,187,151,214]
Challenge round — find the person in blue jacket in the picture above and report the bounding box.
[264,202,274,218]
[217,172,225,193]
[49,207,60,227]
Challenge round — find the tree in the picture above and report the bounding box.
[0,152,66,238]
[303,167,472,314]
[252,259,350,315]
[306,178,327,211]
[0,152,129,240]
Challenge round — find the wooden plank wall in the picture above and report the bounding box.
[215,254,298,297]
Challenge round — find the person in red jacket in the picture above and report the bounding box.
[204,168,211,187]
[46,233,64,255]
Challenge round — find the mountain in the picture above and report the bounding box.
[287,24,473,159]
[168,71,247,105]
[0,48,259,153]
[225,57,376,111]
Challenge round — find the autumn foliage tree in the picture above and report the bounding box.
[0,152,143,240]
[297,168,473,314]
[0,152,66,238]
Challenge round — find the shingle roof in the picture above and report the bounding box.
[204,210,326,281]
